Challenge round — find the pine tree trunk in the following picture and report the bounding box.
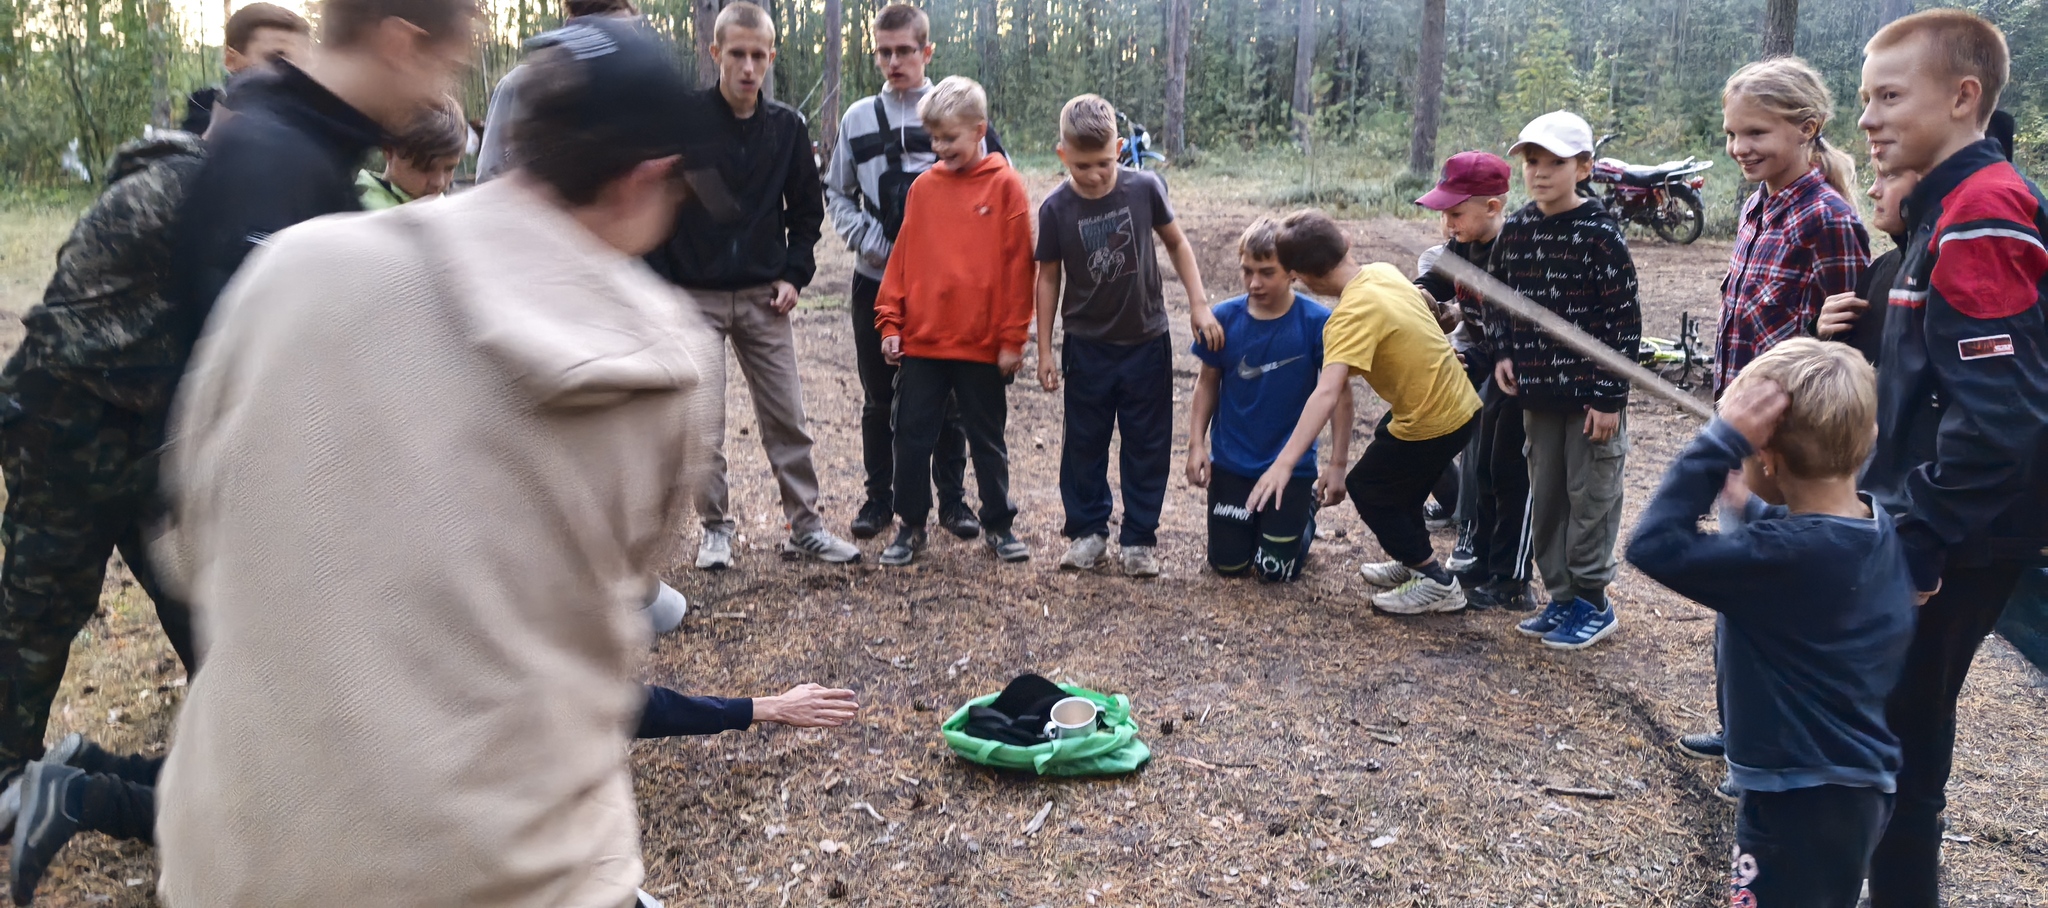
[1291,0,1316,150]
[1879,0,1913,26]
[979,0,998,84]
[1762,0,1797,57]
[1164,0,1189,155]
[1406,0,1446,176]
[821,0,843,162]
[760,0,777,100]
[694,0,721,86]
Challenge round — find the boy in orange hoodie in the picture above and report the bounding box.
[874,75,1036,566]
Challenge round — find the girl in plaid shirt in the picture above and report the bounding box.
[1716,57,1871,397]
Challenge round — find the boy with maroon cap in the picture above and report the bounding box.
[1413,152,1537,611]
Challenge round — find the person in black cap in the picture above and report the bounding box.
[148,16,725,907]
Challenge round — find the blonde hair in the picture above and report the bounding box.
[1724,337,1877,479]
[1238,217,1280,260]
[1060,94,1117,153]
[918,75,987,126]
[713,0,774,44]
[1868,9,2008,127]
[1724,57,1857,199]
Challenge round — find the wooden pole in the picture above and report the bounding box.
[1423,248,1714,421]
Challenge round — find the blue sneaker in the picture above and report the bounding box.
[1516,595,1573,637]
[1542,598,1619,650]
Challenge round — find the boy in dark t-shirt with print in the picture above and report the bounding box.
[1035,94,1216,578]
[1187,218,1347,582]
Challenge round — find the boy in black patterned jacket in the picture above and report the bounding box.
[1488,111,1641,651]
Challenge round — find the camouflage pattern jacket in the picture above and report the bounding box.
[10,132,207,415]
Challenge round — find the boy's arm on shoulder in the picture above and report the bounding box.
[1899,190,2048,587]
[1624,419,1769,611]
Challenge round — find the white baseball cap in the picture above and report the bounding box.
[1509,111,1595,159]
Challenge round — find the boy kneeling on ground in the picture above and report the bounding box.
[1186,218,1348,581]
[1250,211,1480,613]
[1628,338,1915,908]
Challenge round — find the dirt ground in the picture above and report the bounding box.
[3,183,2044,907]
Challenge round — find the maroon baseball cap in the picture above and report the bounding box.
[1414,151,1513,211]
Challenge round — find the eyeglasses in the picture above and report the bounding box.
[873,46,924,61]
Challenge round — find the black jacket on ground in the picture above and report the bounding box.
[1865,139,2048,590]
[169,61,382,360]
[1487,198,1641,413]
[646,86,824,292]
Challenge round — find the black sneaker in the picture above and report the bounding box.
[1464,578,1504,611]
[938,502,982,540]
[879,525,926,566]
[1715,774,1742,804]
[983,529,1029,562]
[1676,731,1726,760]
[1488,579,1538,612]
[10,759,83,905]
[1424,500,1454,530]
[850,499,892,540]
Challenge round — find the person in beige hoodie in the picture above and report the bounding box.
[152,19,717,908]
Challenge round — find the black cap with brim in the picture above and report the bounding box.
[521,17,705,162]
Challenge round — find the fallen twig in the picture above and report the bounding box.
[1541,785,1618,800]
[1173,754,1260,771]
[1024,800,1054,835]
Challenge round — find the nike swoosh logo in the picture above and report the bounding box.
[1236,355,1305,379]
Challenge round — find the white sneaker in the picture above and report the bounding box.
[1121,546,1161,577]
[1372,575,1467,615]
[783,528,861,564]
[695,528,735,571]
[643,581,688,635]
[1059,534,1110,571]
[1357,560,1414,588]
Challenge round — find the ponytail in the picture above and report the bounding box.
[1813,135,1858,200]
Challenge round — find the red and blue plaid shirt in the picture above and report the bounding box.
[1716,167,1870,394]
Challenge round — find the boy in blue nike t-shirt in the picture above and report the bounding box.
[1186,218,1350,581]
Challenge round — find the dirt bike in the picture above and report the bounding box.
[1118,111,1166,171]
[1585,134,1712,244]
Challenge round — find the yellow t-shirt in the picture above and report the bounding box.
[1322,263,1481,441]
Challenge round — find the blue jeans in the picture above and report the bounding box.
[1058,334,1172,546]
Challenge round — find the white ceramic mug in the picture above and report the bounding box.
[1041,696,1101,741]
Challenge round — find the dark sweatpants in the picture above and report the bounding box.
[1868,559,2030,907]
[1734,785,1893,908]
[1059,334,1172,546]
[1345,412,1477,566]
[850,273,967,512]
[893,357,1017,534]
[1470,378,1532,581]
[1206,469,1315,582]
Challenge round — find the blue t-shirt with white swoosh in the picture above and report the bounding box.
[1193,293,1332,478]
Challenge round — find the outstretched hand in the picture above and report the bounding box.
[1718,378,1788,451]
[755,683,860,728]
[1245,465,1291,513]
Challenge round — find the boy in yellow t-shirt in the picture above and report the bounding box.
[1247,210,1480,614]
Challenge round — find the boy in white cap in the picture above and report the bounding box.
[1490,111,1641,651]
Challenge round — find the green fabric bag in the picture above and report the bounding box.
[941,684,1152,776]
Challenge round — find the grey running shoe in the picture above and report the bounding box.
[1371,575,1467,615]
[1121,546,1161,578]
[695,528,735,571]
[643,581,688,635]
[1357,560,1414,588]
[1058,534,1109,571]
[784,528,861,564]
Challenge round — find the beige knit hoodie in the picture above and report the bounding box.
[154,178,712,908]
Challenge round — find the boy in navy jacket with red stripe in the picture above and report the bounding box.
[1858,11,2048,906]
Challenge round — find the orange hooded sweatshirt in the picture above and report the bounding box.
[874,152,1035,364]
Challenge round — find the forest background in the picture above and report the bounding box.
[3,0,2047,229]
